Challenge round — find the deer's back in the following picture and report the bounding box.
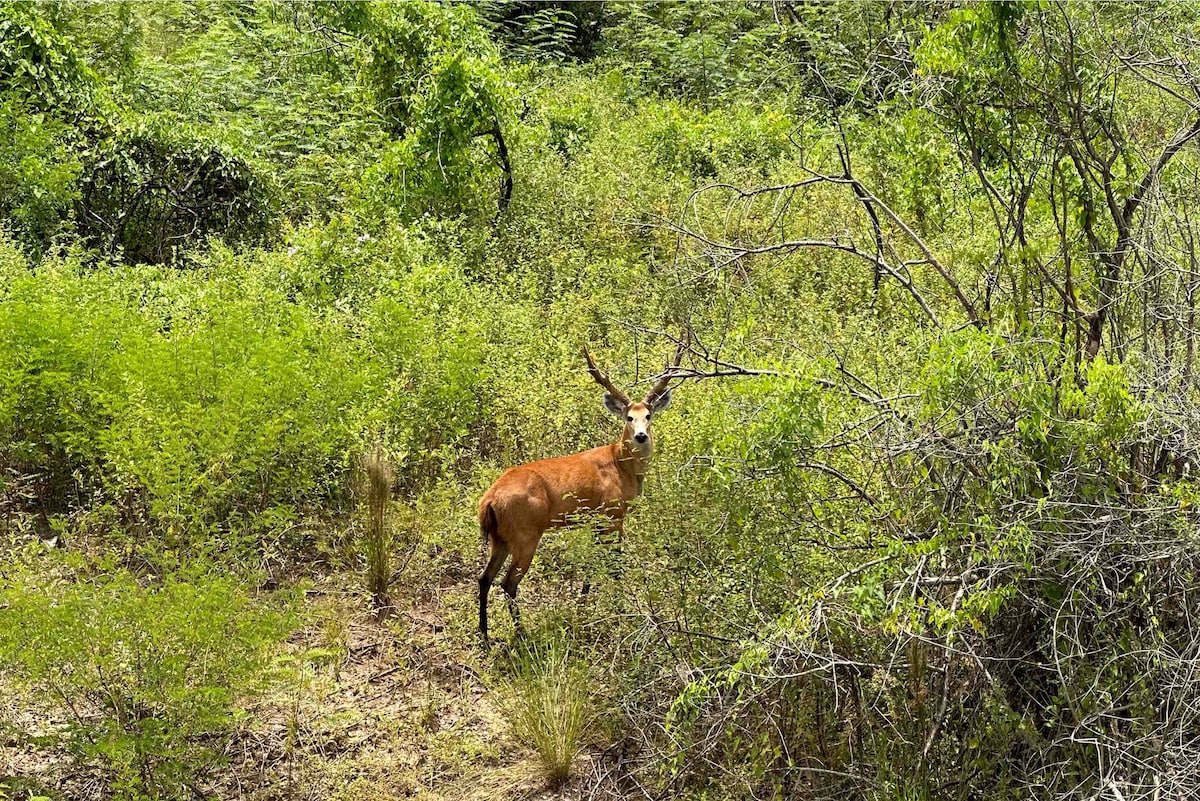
[480,446,624,534]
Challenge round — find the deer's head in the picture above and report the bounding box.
[584,337,686,459]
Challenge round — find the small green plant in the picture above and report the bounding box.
[0,559,296,799]
[502,636,592,785]
[358,446,394,613]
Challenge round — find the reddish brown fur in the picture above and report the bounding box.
[477,341,685,643]
[477,398,666,642]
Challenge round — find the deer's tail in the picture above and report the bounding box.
[479,501,499,546]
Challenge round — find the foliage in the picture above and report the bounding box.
[3,2,1200,799]
[0,2,95,111]
[500,634,592,785]
[327,1,514,221]
[599,2,789,104]
[0,556,295,799]
[0,100,82,252]
[0,237,486,550]
[75,118,277,264]
[479,1,608,63]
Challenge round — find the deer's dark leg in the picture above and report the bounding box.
[502,547,535,632]
[479,543,509,645]
[608,515,627,580]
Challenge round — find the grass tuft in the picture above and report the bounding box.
[503,638,592,785]
[358,446,394,613]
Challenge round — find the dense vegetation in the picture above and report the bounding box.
[3,2,1200,799]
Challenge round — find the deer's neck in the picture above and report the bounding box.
[613,429,652,497]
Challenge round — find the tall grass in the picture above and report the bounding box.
[359,447,393,613]
[505,638,592,785]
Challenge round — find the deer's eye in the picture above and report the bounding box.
[627,415,633,422]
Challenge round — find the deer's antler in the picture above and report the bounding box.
[584,347,630,406]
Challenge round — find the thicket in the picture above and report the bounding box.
[2,2,1200,799]
[0,556,296,798]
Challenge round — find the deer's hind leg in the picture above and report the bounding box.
[479,540,510,644]
[501,536,540,631]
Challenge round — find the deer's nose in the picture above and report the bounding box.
[635,432,648,443]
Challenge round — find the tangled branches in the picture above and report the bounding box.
[588,340,1200,800]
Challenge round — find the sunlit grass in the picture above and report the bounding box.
[503,637,592,785]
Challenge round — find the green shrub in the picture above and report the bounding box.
[480,1,609,62]
[358,256,488,482]
[96,268,370,541]
[335,2,515,222]
[75,119,276,264]
[0,559,296,799]
[0,236,489,549]
[640,101,792,181]
[0,2,96,109]
[0,259,137,514]
[0,101,83,252]
[502,635,593,785]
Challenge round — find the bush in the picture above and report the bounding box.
[0,3,96,110]
[480,1,609,62]
[0,558,296,799]
[0,258,137,518]
[75,119,276,265]
[0,234,490,550]
[95,264,371,542]
[0,100,83,253]
[332,2,514,222]
[502,635,593,785]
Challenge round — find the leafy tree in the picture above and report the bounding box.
[75,119,277,264]
[0,0,95,112]
[323,1,515,220]
[479,1,609,62]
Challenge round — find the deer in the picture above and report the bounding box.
[477,338,686,643]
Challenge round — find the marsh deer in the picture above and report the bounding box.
[477,339,686,642]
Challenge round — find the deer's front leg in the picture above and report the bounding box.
[606,498,628,544]
[592,516,623,546]
[582,508,625,597]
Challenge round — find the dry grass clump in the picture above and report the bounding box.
[358,446,394,613]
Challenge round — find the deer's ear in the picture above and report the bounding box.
[602,393,627,419]
[649,389,672,413]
